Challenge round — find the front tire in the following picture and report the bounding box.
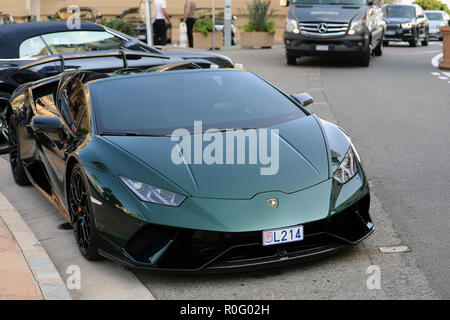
[359,44,371,67]
[0,91,11,153]
[8,117,30,186]
[373,39,383,57]
[69,164,101,260]
[286,54,297,66]
[421,34,429,46]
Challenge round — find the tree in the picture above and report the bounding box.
[414,0,450,14]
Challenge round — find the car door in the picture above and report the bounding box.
[36,73,90,200]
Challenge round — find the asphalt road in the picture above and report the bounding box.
[1,42,447,299]
[135,42,447,299]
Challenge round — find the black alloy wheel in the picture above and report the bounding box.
[8,117,30,186]
[69,164,101,260]
[0,92,11,153]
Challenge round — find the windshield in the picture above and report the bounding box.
[383,6,415,18]
[292,0,366,5]
[19,31,124,59]
[91,71,306,136]
[425,12,444,21]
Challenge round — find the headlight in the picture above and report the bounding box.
[286,18,300,34]
[348,19,364,35]
[333,147,358,184]
[401,23,413,29]
[119,176,186,206]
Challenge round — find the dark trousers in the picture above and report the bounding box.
[186,17,196,48]
[153,19,167,45]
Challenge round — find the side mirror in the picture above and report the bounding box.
[291,93,314,107]
[232,15,237,21]
[280,0,291,7]
[31,116,63,133]
[120,40,142,52]
[368,0,374,6]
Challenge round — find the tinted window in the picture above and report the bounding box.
[19,31,124,58]
[425,12,444,20]
[383,6,415,18]
[91,71,306,136]
[61,77,89,135]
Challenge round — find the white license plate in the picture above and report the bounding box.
[137,35,146,40]
[262,225,304,246]
[316,45,329,51]
[385,31,395,35]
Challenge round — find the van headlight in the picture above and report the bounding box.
[348,19,364,35]
[333,147,358,184]
[286,18,300,34]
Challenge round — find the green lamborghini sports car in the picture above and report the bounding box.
[3,64,373,271]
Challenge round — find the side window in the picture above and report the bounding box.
[60,77,90,135]
[33,82,58,116]
[19,36,50,59]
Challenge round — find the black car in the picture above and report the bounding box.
[0,12,14,25]
[50,7,102,23]
[281,0,385,67]
[382,4,429,47]
[0,21,234,151]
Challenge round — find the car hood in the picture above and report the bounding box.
[292,5,365,23]
[104,116,329,199]
[428,20,444,27]
[383,17,414,24]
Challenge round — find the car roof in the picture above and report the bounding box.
[0,21,105,59]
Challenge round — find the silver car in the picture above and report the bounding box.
[425,10,449,40]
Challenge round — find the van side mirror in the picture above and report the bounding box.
[280,0,291,7]
[291,93,314,107]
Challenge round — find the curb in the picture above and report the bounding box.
[0,191,71,300]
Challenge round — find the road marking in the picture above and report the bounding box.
[431,72,441,75]
[379,246,410,253]
[438,76,448,80]
[431,53,443,68]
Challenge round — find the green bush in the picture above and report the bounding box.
[193,19,214,36]
[98,17,138,37]
[414,0,450,14]
[239,0,277,34]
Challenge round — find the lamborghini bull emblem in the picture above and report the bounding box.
[266,198,279,208]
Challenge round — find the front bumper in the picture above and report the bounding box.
[384,27,414,42]
[429,30,442,39]
[99,193,373,272]
[284,32,369,57]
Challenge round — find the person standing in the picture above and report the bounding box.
[184,0,196,48]
[153,0,171,45]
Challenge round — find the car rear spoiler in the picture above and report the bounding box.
[19,50,171,71]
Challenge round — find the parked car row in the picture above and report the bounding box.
[282,0,448,66]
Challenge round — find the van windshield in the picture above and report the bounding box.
[292,0,366,5]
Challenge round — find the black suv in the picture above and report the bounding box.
[282,0,385,67]
[382,4,429,47]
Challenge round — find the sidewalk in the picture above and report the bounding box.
[0,216,42,300]
[0,191,71,300]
